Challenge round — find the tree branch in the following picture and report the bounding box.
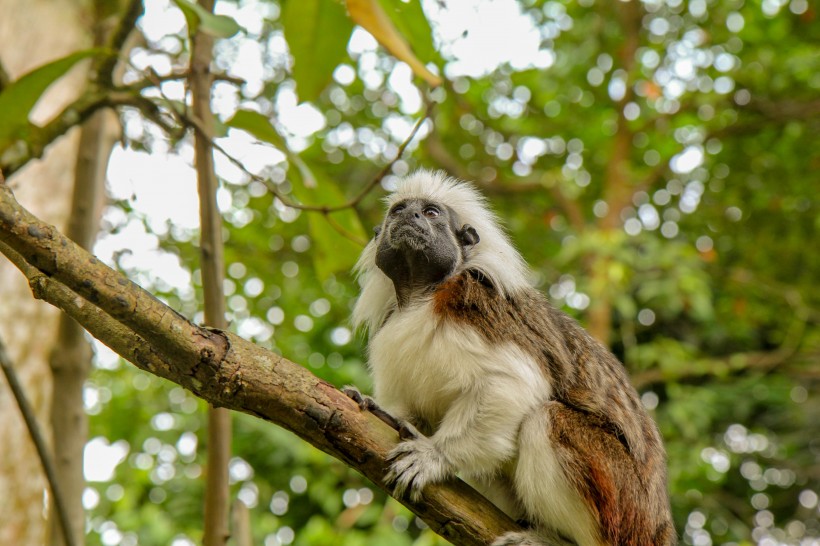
[0,89,148,178]
[0,180,519,545]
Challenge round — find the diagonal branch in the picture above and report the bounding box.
[1,89,150,178]
[0,180,519,546]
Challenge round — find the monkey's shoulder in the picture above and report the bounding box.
[431,270,557,334]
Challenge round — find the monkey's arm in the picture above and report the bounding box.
[387,365,545,501]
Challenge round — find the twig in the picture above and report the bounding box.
[97,0,145,88]
[0,58,10,91]
[189,1,233,544]
[0,89,146,177]
[322,212,368,247]
[181,102,431,214]
[0,336,78,546]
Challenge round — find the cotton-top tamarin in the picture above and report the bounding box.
[347,171,676,546]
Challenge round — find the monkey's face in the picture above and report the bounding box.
[375,198,479,302]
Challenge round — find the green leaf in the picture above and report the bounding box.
[289,165,367,279]
[225,109,315,186]
[172,0,241,38]
[376,0,439,65]
[281,0,354,102]
[0,49,103,147]
[225,109,287,150]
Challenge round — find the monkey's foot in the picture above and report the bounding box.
[492,530,575,546]
[385,436,452,502]
[342,385,410,434]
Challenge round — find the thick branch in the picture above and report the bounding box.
[0,183,519,545]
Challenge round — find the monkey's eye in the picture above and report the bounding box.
[391,204,406,215]
[423,206,441,218]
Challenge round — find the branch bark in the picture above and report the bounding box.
[0,183,520,545]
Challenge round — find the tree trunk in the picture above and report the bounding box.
[0,1,96,543]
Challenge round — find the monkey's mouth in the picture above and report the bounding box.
[387,224,429,251]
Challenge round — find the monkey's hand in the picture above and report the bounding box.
[343,385,417,439]
[386,432,454,502]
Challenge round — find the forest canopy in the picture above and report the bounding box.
[0,0,817,545]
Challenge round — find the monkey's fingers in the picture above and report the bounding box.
[385,456,425,501]
[341,385,373,410]
[342,386,408,431]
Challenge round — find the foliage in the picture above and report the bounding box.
[1,0,818,545]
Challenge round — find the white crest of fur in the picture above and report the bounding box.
[352,170,532,332]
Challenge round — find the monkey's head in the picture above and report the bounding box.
[354,171,532,331]
[374,197,479,304]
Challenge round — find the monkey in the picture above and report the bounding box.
[346,171,676,546]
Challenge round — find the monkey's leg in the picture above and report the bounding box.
[508,401,657,546]
[342,385,417,439]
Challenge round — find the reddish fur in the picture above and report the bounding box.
[430,272,677,545]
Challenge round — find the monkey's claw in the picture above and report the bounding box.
[385,437,452,502]
[342,385,376,411]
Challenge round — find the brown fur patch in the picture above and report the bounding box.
[432,271,677,545]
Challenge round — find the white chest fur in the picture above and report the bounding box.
[367,299,551,437]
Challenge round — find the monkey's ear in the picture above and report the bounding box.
[373,225,381,238]
[458,224,480,248]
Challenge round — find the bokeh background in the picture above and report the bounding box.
[1,0,818,545]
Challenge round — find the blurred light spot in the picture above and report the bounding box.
[696,236,714,252]
[392,515,409,532]
[228,262,247,279]
[331,327,352,345]
[290,475,307,494]
[798,490,818,509]
[333,64,355,86]
[294,315,313,332]
[244,277,264,297]
[238,483,259,508]
[149,487,166,503]
[270,491,289,515]
[638,309,656,326]
[726,206,742,222]
[790,0,808,14]
[177,432,197,458]
[291,235,310,253]
[670,146,704,174]
[85,438,130,482]
[661,221,679,238]
[790,386,808,403]
[624,102,640,120]
[83,487,100,510]
[727,12,745,31]
[624,218,642,236]
[752,493,770,510]
[229,457,254,483]
[308,353,325,368]
[281,261,299,277]
[309,298,331,317]
[267,307,285,325]
[277,526,294,545]
[641,391,659,410]
[343,488,360,507]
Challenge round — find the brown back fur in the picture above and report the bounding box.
[433,270,676,545]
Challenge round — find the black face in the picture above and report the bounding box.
[375,198,479,306]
